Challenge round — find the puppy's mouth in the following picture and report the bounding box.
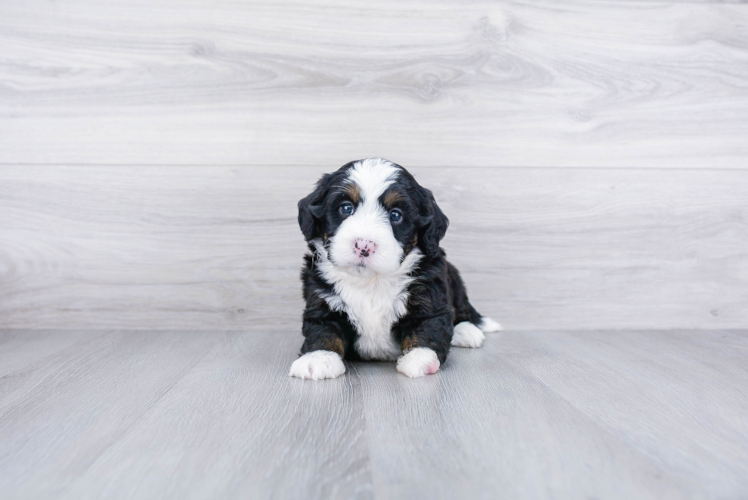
[343,258,378,276]
[351,258,369,271]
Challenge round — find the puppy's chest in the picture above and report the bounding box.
[324,275,410,361]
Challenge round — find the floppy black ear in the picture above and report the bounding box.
[297,174,330,241]
[417,187,449,258]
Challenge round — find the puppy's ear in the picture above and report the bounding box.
[298,174,330,241]
[417,186,449,258]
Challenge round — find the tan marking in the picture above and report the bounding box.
[341,183,361,204]
[322,337,345,357]
[401,337,418,353]
[403,234,418,255]
[383,190,404,209]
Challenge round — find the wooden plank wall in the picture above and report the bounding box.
[1,0,747,330]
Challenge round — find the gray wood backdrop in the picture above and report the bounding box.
[1,0,747,330]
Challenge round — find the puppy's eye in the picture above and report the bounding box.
[340,202,355,215]
[389,209,403,224]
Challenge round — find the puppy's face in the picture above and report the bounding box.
[298,159,448,276]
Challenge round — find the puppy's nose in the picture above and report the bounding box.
[354,239,377,258]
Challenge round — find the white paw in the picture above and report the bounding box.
[396,347,440,378]
[478,316,502,333]
[289,350,346,380]
[451,321,485,348]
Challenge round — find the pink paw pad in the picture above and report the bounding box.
[426,361,440,374]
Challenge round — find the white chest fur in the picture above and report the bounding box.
[312,241,423,360]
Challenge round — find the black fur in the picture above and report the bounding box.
[297,160,486,366]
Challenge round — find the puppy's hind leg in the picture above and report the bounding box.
[477,316,502,333]
[447,261,502,347]
[451,321,485,348]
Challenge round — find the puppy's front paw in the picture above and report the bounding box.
[451,321,485,348]
[289,350,346,380]
[396,347,440,378]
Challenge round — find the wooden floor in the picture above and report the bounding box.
[0,329,746,499]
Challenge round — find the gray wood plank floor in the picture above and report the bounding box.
[0,329,746,499]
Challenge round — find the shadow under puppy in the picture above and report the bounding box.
[290,158,501,380]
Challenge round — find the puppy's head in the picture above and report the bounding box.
[298,158,448,275]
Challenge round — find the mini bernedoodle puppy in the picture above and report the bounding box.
[290,158,501,380]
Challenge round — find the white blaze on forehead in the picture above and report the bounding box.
[330,158,404,275]
[346,158,400,202]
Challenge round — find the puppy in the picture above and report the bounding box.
[289,158,501,380]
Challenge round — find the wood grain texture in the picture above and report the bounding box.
[1,0,747,167]
[358,329,748,498]
[0,329,746,499]
[0,329,372,500]
[0,329,105,377]
[1,165,746,330]
[0,330,224,496]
